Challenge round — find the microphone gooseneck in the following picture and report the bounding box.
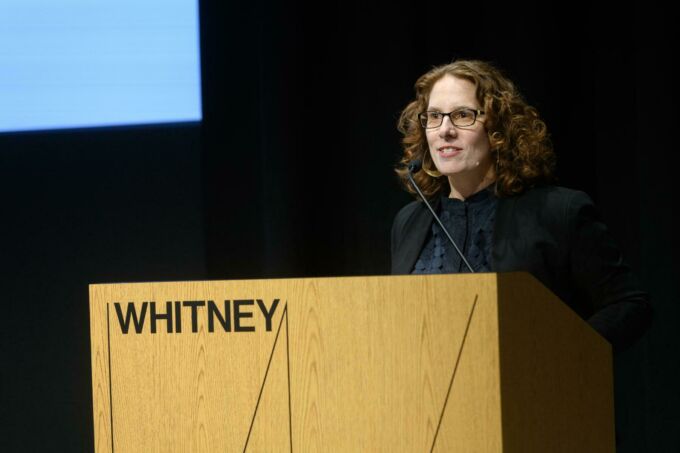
[406,160,475,273]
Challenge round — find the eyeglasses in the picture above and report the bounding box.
[418,108,485,129]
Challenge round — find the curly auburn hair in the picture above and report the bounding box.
[395,59,556,199]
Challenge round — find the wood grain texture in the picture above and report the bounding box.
[89,272,613,452]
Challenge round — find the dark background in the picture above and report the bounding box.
[1,1,677,451]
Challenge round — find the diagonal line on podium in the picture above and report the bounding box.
[242,303,291,453]
[285,302,293,452]
[107,303,115,453]
[430,294,479,453]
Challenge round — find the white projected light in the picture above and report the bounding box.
[0,0,202,133]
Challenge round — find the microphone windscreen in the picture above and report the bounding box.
[408,159,422,173]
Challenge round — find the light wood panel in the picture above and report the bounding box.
[89,272,613,452]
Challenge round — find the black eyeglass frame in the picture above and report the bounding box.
[417,108,485,129]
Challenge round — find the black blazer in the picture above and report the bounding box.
[391,185,652,350]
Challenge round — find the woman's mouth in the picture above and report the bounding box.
[437,146,462,158]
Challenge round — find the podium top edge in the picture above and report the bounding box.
[88,272,530,289]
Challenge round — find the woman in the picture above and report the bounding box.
[391,60,651,351]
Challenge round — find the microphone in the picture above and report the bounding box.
[406,159,475,273]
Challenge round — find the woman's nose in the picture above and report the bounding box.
[439,115,457,137]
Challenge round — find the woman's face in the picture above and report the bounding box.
[425,75,492,179]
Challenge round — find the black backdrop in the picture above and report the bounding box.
[1,1,677,451]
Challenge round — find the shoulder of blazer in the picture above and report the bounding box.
[497,185,589,215]
[391,197,441,245]
[495,185,593,244]
[391,197,441,274]
[392,200,425,235]
[492,185,593,275]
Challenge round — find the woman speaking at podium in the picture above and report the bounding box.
[391,60,651,351]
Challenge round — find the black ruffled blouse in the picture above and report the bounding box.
[412,185,497,274]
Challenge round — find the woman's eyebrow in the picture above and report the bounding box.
[426,105,472,111]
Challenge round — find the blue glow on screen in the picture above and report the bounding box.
[0,0,202,133]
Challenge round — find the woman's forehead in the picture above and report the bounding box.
[427,76,478,109]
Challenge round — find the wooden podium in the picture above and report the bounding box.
[89,272,614,452]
